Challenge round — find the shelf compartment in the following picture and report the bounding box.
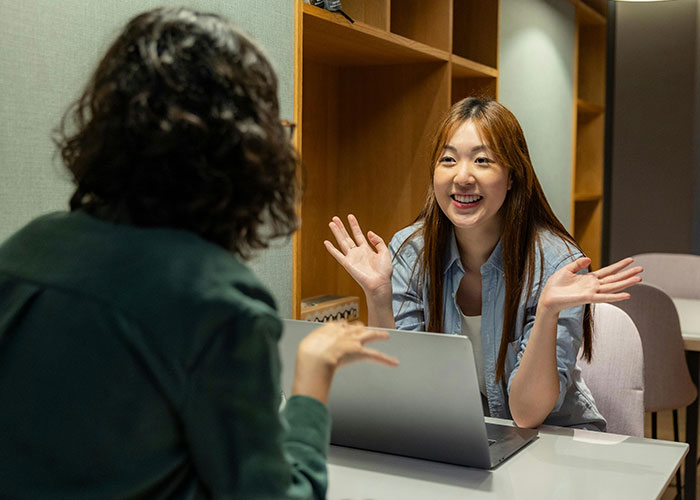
[298,59,450,321]
[577,98,604,117]
[573,198,603,270]
[577,1,606,27]
[450,55,498,102]
[453,0,499,68]
[339,0,389,30]
[577,23,606,106]
[390,0,451,52]
[451,77,497,103]
[303,3,449,66]
[579,0,607,19]
[574,112,604,196]
[574,192,602,202]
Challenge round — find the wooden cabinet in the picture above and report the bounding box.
[293,0,499,320]
[572,0,607,270]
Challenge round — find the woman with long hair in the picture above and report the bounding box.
[325,97,641,430]
[0,7,397,498]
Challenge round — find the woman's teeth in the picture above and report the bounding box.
[452,194,482,203]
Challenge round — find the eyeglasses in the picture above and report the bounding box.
[281,119,296,144]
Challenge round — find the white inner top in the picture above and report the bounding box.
[459,310,486,397]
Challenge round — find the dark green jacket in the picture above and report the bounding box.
[0,211,330,499]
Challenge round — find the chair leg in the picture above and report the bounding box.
[673,410,682,500]
[652,411,657,439]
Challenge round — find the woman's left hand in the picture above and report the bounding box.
[539,257,643,314]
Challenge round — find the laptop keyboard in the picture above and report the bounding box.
[485,422,510,446]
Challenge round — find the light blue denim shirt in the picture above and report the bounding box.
[388,222,606,431]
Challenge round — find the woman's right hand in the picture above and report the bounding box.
[323,215,393,297]
[291,321,399,404]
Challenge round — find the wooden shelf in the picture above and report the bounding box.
[572,0,607,270]
[577,1,606,26]
[303,4,449,66]
[574,193,602,202]
[453,0,499,68]
[577,23,606,106]
[577,98,604,116]
[450,54,498,100]
[451,54,498,79]
[295,0,499,320]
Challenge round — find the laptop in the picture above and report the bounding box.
[279,319,537,469]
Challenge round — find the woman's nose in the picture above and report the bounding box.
[453,162,475,185]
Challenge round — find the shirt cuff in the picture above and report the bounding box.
[282,395,332,456]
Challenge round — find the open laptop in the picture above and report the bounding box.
[279,319,537,469]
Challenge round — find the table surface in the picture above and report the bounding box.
[674,298,700,351]
[327,418,688,500]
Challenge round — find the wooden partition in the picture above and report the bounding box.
[572,0,607,270]
[294,0,499,320]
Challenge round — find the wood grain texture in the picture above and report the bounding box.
[574,199,603,270]
[575,112,604,200]
[571,2,606,269]
[453,0,499,68]
[390,0,451,52]
[578,24,606,106]
[341,0,390,30]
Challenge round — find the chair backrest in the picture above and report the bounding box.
[632,252,700,299]
[579,303,644,436]
[613,283,697,412]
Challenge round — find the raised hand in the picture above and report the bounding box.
[539,257,643,314]
[324,215,393,295]
[292,321,399,404]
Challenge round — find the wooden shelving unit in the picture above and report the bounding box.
[293,0,499,320]
[572,0,607,270]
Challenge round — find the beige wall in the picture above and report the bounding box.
[498,0,576,230]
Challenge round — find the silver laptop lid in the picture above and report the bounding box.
[279,319,495,468]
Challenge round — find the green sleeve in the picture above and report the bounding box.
[182,310,330,499]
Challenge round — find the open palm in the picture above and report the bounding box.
[540,257,643,313]
[323,215,393,295]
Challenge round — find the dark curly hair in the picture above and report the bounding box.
[54,7,298,258]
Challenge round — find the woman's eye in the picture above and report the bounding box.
[475,157,492,165]
[439,156,456,164]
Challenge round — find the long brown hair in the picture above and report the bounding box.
[406,97,592,382]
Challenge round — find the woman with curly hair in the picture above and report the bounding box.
[325,97,642,431]
[0,7,396,499]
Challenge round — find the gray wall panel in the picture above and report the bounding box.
[610,0,697,260]
[0,0,294,315]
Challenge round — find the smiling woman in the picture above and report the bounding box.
[324,97,643,431]
[432,120,511,237]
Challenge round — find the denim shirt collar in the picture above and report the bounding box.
[444,227,504,276]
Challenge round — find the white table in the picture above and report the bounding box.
[327,418,688,500]
[675,298,700,500]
